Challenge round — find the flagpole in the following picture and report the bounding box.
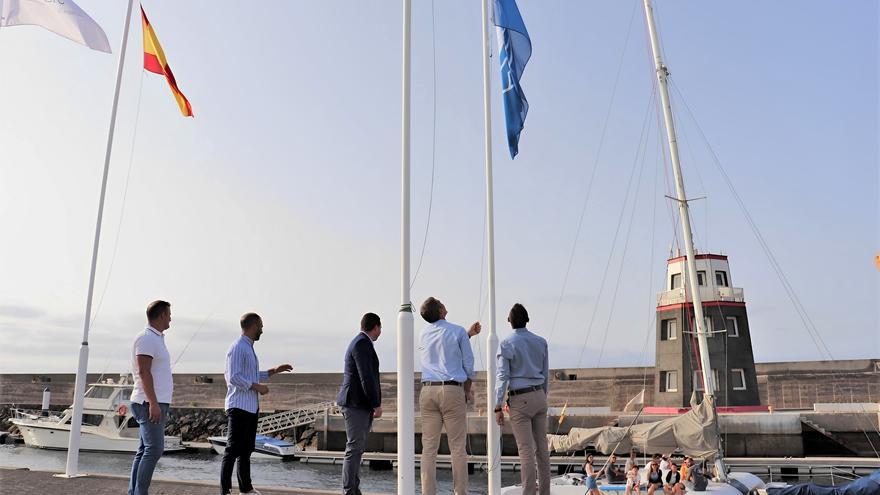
[62,0,135,478]
[396,0,415,494]
[480,0,501,493]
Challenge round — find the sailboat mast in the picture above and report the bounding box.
[641,0,728,479]
[480,0,501,493]
[64,0,135,478]
[397,0,416,493]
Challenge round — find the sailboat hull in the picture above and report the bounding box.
[501,472,765,495]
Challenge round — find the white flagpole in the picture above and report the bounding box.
[480,0,501,493]
[62,0,135,478]
[396,0,415,493]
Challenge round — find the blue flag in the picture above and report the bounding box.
[493,0,531,159]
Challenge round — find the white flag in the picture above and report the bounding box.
[623,389,645,412]
[0,0,111,53]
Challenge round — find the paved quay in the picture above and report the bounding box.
[0,467,389,495]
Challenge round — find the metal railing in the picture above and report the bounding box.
[257,401,338,435]
[220,401,338,436]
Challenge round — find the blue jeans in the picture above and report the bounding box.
[128,401,169,495]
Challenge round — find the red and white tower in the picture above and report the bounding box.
[654,253,760,407]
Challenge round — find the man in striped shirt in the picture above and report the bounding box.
[220,313,293,495]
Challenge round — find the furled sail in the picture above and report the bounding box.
[547,395,720,460]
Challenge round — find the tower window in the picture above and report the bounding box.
[697,271,706,286]
[661,319,677,341]
[731,369,747,390]
[726,317,739,337]
[660,371,678,392]
[670,273,682,290]
[693,369,719,392]
[715,270,729,287]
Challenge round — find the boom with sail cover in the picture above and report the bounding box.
[547,395,721,460]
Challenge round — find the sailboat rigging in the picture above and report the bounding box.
[500,0,767,492]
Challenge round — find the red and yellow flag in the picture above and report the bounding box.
[141,5,193,117]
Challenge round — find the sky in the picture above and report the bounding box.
[0,1,876,375]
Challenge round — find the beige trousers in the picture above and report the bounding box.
[508,389,551,495]
[419,385,468,495]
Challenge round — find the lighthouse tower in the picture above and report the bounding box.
[654,253,760,407]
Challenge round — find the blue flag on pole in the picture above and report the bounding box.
[493,0,531,159]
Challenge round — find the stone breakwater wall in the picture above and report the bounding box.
[2,359,876,413]
[0,404,315,444]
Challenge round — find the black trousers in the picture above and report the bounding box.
[220,408,258,494]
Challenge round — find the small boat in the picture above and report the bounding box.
[10,374,185,454]
[207,434,302,461]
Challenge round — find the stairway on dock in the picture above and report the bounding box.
[800,417,875,456]
[221,401,338,436]
[258,401,339,435]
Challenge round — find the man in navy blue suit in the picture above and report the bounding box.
[337,313,382,495]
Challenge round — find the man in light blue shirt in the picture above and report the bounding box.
[220,313,292,495]
[418,297,480,495]
[494,303,550,495]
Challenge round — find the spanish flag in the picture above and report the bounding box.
[141,5,193,117]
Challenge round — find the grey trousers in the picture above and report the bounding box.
[342,406,373,495]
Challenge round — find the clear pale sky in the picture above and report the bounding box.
[0,1,876,375]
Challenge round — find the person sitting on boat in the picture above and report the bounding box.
[625,464,642,495]
[663,462,686,495]
[684,460,708,492]
[659,452,672,479]
[679,456,692,481]
[583,453,604,495]
[646,461,663,495]
[625,449,639,473]
[605,453,626,483]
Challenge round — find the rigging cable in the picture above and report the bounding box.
[638,125,666,406]
[570,84,657,377]
[547,0,641,344]
[668,80,835,361]
[90,70,146,328]
[595,92,654,367]
[669,80,879,454]
[410,0,440,290]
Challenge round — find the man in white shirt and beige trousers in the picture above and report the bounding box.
[128,300,174,495]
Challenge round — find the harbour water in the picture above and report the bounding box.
[2,444,864,492]
[0,444,522,494]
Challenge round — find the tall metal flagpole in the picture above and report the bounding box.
[480,0,501,493]
[641,0,727,481]
[396,0,415,493]
[63,0,135,478]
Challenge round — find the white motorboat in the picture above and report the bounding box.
[10,374,185,454]
[207,434,302,461]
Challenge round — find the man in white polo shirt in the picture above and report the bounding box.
[128,300,173,495]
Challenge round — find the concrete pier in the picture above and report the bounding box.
[0,467,390,495]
